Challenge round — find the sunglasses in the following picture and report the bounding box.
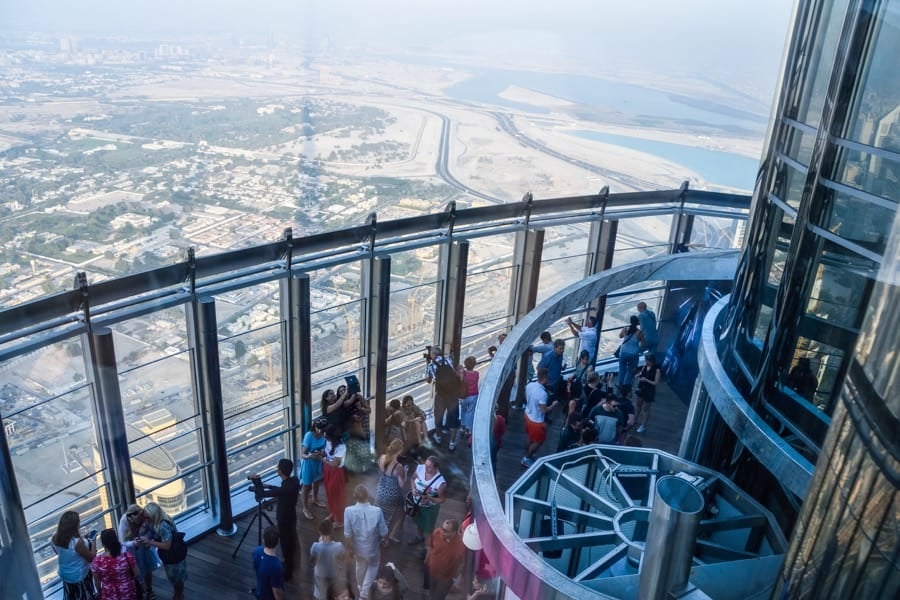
[126,512,140,518]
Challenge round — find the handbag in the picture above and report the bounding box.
[404,473,439,518]
[158,527,187,564]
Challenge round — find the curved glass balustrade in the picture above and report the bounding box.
[0,188,750,595]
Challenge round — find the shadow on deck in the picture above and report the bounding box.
[151,382,688,599]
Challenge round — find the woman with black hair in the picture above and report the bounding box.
[300,418,329,520]
[321,387,353,435]
[91,529,140,600]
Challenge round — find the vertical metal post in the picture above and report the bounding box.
[0,414,43,599]
[86,326,135,511]
[194,297,236,536]
[639,476,704,600]
[367,256,391,453]
[679,380,712,461]
[290,274,313,446]
[441,240,470,363]
[280,274,312,446]
[669,210,695,254]
[512,228,544,404]
[660,210,695,332]
[588,219,618,336]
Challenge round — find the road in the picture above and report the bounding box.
[491,112,665,192]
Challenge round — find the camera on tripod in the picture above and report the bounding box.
[247,473,264,500]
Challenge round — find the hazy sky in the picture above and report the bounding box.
[1,1,794,88]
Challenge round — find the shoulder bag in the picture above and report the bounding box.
[158,523,187,564]
[404,473,440,518]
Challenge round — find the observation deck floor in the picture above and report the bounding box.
[150,383,687,599]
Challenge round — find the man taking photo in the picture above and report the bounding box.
[249,458,301,582]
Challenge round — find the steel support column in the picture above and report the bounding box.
[659,209,696,331]
[366,256,391,453]
[669,209,695,255]
[440,240,470,364]
[0,414,43,599]
[193,297,236,536]
[289,273,313,447]
[511,228,544,404]
[588,220,618,336]
[86,326,135,511]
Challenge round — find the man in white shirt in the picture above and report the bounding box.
[522,368,558,467]
[567,315,598,363]
[343,485,388,600]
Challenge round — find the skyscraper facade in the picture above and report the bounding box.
[685,0,899,594]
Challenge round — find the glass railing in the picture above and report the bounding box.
[0,187,752,595]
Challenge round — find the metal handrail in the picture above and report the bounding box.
[0,189,750,351]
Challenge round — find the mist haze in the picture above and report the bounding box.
[2,1,793,90]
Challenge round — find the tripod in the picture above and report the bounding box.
[232,488,276,559]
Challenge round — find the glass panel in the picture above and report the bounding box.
[121,351,199,516]
[389,246,441,291]
[844,2,900,153]
[795,336,845,412]
[788,0,851,127]
[536,223,592,305]
[783,122,817,166]
[603,289,664,332]
[542,223,591,262]
[754,303,774,341]
[225,409,289,493]
[460,316,508,364]
[612,215,673,267]
[1,341,112,588]
[111,306,189,370]
[387,282,437,356]
[1,339,86,415]
[462,266,514,329]
[805,242,877,329]
[768,208,794,287]
[536,253,590,305]
[310,300,363,370]
[220,322,288,483]
[831,145,900,203]
[219,324,284,420]
[467,232,517,273]
[215,281,281,336]
[772,158,807,209]
[13,388,115,587]
[816,187,896,255]
[768,248,788,286]
[691,215,744,249]
[308,264,364,376]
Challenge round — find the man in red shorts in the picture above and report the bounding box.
[522,368,559,467]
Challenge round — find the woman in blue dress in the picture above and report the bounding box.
[299,417,328,520]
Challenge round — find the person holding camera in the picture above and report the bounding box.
[300,418,329,520]
[52,510,97,600]
[249,458,301,582]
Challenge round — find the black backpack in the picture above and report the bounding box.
[434,359,462,398]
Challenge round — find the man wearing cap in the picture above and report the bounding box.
[250,458,301,582]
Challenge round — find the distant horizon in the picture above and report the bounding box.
[1,1,794,92]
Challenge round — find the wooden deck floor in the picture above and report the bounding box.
[150,383,688,599]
